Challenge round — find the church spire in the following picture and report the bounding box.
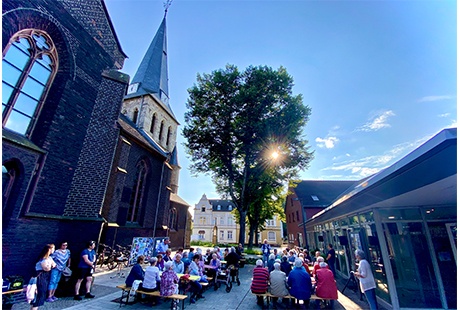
[126,9,175,119]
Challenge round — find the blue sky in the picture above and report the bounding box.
[105,0,457,210]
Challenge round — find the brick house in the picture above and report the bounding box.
[285,180,357,249]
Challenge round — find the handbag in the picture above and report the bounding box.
[25,277,37,304]
[62,267,72,277]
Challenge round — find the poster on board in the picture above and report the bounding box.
[129,237,168,265]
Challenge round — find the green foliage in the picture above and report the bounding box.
[244,248,262,255]
[190,240,214,247]
[183,64,314,244]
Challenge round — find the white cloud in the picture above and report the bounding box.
[438,113,450,118]
[315,136,339,149]
[418,95,453,102]
[358,110,395,132]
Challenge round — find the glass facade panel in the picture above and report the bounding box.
[14,93,38,117]
[379,208,421,221]
[383,222,441,308]
[2,82,14,105]
[423,205,457,220]
[428,222,457,309]
[5,110,30,134]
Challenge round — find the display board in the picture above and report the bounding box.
[129,237,167,265]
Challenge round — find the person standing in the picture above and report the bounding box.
[156,238,170,257]
[354,249,378,310]
[261,239,271,267]
[326,244,336,276]
[47,241,70,302]
[74,241,96,300]
[31,244,56,310]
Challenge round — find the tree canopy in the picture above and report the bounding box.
[183,64,313,245]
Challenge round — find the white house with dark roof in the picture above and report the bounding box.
[192,194,284,245]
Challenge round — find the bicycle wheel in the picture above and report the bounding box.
[107,261,117,270]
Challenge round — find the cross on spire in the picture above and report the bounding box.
[164,0,173,17]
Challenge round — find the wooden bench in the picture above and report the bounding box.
[2,289,24,308]
[116,284,187,309]
[252,292,333,307]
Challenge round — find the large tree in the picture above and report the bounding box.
[183,64,313,245]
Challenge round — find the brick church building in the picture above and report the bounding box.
[2,0,190,279]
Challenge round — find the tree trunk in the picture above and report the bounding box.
[238,210,247,245]
[248,224,255,248]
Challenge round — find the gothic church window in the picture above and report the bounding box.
[2,163,17,210]
[169,208,177,230]
[2,29,58,136]
[128,160,147,222]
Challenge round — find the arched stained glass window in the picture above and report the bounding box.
[128,160,147,223]
[169,208,177,230]
[2,29,58,136]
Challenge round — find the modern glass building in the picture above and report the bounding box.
[302,128,456,309]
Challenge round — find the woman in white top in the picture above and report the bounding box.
[353,249,378,310]
[141,257,161,292]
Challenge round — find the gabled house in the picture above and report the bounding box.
[285,180,357,248]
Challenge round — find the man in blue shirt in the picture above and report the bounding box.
[156,238,170,257]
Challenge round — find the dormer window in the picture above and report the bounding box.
[217,205,221,210]
[311,195,319,201]
[201,206,205,212]
[228,205,232,211]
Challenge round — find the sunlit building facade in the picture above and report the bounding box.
[302,128,456,309]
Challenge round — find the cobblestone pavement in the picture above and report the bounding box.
[10,262,380,310]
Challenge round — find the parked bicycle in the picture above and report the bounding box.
[96,244,117,270]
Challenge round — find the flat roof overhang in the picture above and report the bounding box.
[302,128,457,227]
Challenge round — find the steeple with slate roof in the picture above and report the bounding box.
[125,16,176,121]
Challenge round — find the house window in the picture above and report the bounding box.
[217,205,221,210]
[2,29,58,136]
[199,217,206,225]
[159,120,164,142]
[311,195,319,201]
[227,231,233,240]
[227,217,232,225]
[150,113,156,133]
[166,126,171,147]
[169,208,177,230]
[288,214,291,223]
[228,205,232,211]
[201,206,205,212]
[267,219,275,226]
[220,230,224,240]
[198,230,205,240]
[220,217,224,225]
[128,160,147,222]
[292,212,295,222]
[268,231,276,241]
[296,210,300,221]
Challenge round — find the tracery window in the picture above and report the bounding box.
[166,126,171,147]
[128,160,147,222]
[159,120,164,142]
[2,29,58,136]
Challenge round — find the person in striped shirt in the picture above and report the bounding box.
[250,259,269,305]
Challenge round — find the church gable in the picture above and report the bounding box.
[57,0,127,69]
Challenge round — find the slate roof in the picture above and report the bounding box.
[209,199,236,212]
[125,17,176,121]
[170,193,190,207]
[118,114,168,158]
[291,180,359,208]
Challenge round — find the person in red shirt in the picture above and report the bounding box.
[250,259,269,305]
[315,262,338,309]
[312,256,329,276]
